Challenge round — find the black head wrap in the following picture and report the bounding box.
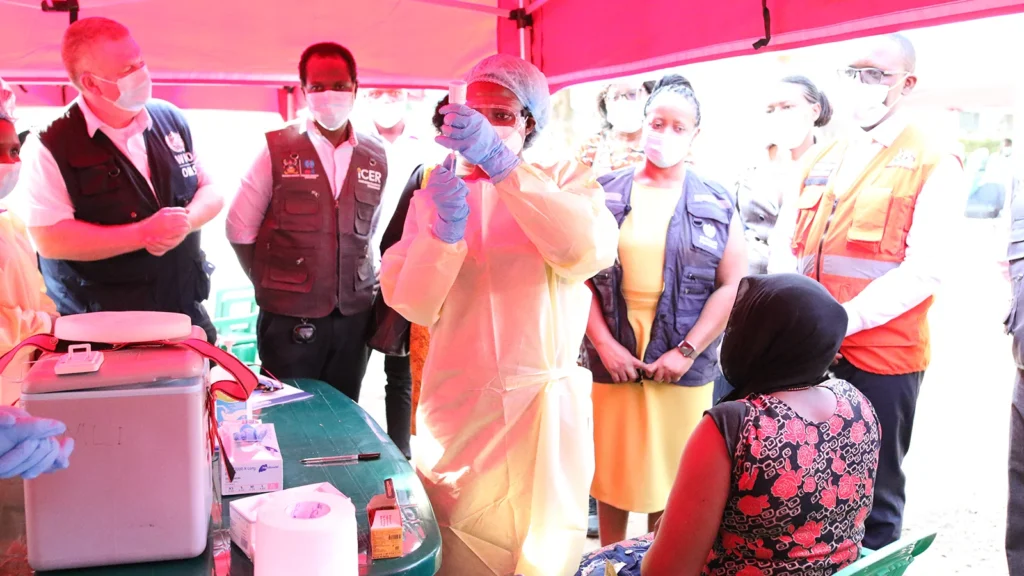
[721,274,848,402]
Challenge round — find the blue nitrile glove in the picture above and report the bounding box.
[0,407,73,479]
[428,155,470,244]
[435,103,521,183]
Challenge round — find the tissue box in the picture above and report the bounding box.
[370,508,404,560]
[219,421,283,496]
[229,482,346,560]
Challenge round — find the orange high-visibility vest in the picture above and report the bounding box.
[791,124,944,376]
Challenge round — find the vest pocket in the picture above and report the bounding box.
[353,187,380,237]
[354,255,376,291]
[848,187,893,248]
[792,185,824,255]
[260,249,314,294]
[275,189,326,232]
[686,203,728,259]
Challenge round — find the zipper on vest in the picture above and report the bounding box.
[816,197,840,281]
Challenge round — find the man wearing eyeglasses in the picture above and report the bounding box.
[768,33,964,549]
[226,42,389,402]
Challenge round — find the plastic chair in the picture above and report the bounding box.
[212,312,258,337]
[213,287,257,319]
[834,533,937,576]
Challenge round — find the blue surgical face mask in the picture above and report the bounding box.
[93,66,152,113]
[643,130,691,168]
[0,162,20,200]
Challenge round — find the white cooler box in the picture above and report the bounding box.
[20,344,213,571]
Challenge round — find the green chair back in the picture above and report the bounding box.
[213,287,257,319]
[834,533,937,576]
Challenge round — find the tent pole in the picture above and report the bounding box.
[408,0,509,17]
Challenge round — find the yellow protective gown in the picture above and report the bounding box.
[0,206,57,404]
[381,160,618,576]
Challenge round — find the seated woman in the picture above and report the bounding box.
[577,273,881,576]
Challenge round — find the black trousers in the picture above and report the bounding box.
[832,359,924,550]
[256,308,372,402]
[384,354,413,459]
[1008,369,1024,576]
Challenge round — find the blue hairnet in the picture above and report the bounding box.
[466,54,550,148]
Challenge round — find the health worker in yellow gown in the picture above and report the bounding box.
[380,54,619,576]
[0,77,74,480]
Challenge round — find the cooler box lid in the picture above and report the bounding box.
[21,347,206,395]
[54,311,193,344]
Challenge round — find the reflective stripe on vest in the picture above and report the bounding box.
[801,254,901,280]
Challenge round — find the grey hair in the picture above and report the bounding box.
[61,17,132,88]
[887,33,917,74]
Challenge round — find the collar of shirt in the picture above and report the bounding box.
[77,96,152,140]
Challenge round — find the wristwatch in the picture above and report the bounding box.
[677,340,697,358]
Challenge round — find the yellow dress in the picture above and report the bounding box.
[591,183,713,514]
[0,206,57,405]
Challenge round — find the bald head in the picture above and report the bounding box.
[885,33,916,74]
[61,17,133,88]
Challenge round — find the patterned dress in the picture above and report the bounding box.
[576,379,880,576]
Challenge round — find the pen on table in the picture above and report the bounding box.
[301,452,381,465]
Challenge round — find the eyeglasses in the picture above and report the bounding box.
[837,67,908,86]
[606,90,642,103]
[469,104,526,128]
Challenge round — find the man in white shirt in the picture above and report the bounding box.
[14,17,223,342]
[226,43,389,402]
[768,33,964,549]
[356,88,445,458]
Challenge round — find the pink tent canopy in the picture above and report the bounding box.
[1,0,1023,113]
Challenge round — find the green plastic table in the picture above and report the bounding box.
[0,378,441,575]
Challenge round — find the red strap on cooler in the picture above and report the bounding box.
[0,334,258,481]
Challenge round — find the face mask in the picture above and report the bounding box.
[94,66,152,113]
[493,125,525,156]
[644,130,691,169]
[306,91,355,131]
[0,162,20,200]
[371,101,406,129]
[605,101,644,134]
[767,109,812,151]
[844,80,898,129]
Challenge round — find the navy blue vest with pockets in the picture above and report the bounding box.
[585,167,734,386]
[36,100,213,330]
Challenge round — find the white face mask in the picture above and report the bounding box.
[644,130,691,169]
[94,66,152,113]
[371,101,406,129]
[306,91,355,131]
[766,108,812,151]
[0,162,20,200]
[493,125,525,156]
[844,80,899,129]
[606,100,645,134]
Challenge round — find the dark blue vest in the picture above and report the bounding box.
[36,100,213,333]
[585,167,734,386]
[1007,184,1024,369]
